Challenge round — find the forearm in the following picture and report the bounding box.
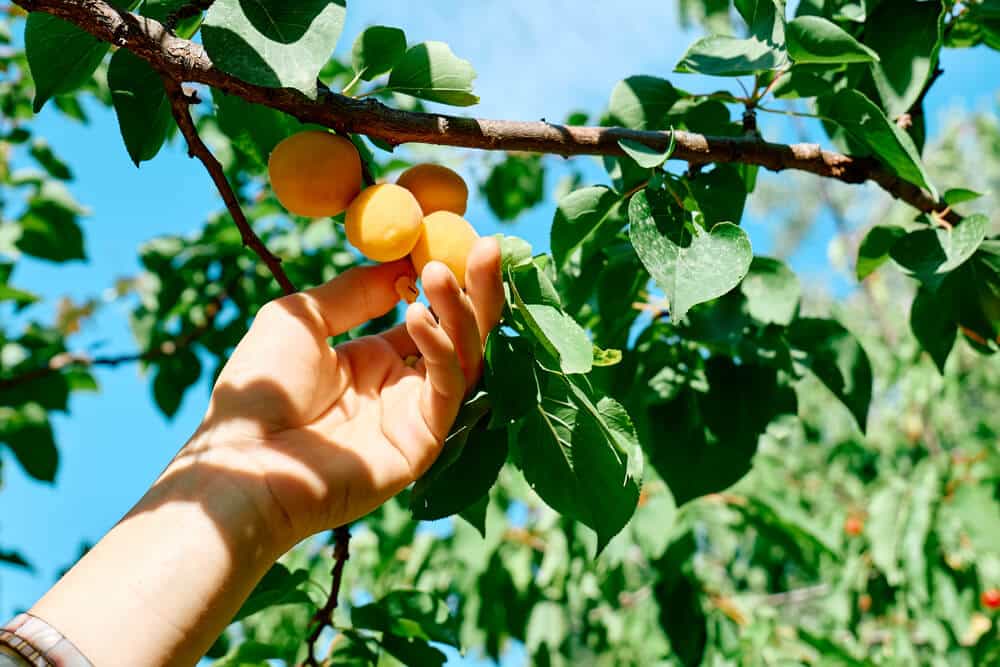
[28,438,292,667]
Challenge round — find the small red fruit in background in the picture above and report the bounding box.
[981,589,1000,610]
[844,515,864,537]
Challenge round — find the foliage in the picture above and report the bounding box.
[2,0,1000,664]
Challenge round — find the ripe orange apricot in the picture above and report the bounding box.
[410,211,480,288]
[344,184,424,262]
[396,163,469,215]
[268,131,361,217]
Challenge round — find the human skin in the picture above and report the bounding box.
[28,238,504,667]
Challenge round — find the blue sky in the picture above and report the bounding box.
[2,2,1000,664]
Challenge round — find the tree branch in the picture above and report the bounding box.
[161,78,297,296]
[0,282,230,391]
[12,0,958,223]
[303,526,351,667]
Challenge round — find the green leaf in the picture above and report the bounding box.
[484,331,539,425]
[950,483,1000,554]
[380,634,447,667]
[108,49,173,166]
[458,493,489,536]
[786,16,879,63]
[856,224,906,280]
[653,531,705,666]
[523,304,593,375]
[592,345,623,367]
[863,0,944,118]
[25,13,110,111]
[607,76,679,130]
[771,65,834,99]
[214,91,306,168]
[212,640,285,667]
[498,235,533,272]
[152,348,202,418]
[525,602,568,657]
[943,187,985,206]
[686,164,749,225]
[326,631,380,666]
[518,375,640,551]
[734,494,839,559]
[0,550,32,572]
[351,25,407,81]
[628,189,752,321]
[481,154,545,222]
[202,0,347,97]
[550,186,620,274]
[351,590,460,647]
[740,257,801,325]
[234,563,311,622]
[28,139,72,180]
[16,197,86,263]
[511,258,561,309]
[817,89,936,196]
[411,405,507,521]
[889,215,987,287]
[638,356,795,505]
[0,283,40,307]
[787,317,872,432]
[596,248,648,346]
[0,403,58,482]
[675,35,789,76]
[910,285,957,373]
[618,131,675,169]
[735,0,786,45]
[387,41,479,106]
[141,0,203,38]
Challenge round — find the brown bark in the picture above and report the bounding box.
[13,0,957,222]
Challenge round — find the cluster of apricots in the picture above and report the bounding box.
[267,130,479,290]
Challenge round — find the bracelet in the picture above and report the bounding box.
[0,615,92,667]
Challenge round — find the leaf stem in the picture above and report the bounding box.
[340,70,365,96]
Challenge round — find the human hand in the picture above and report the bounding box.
[170,237,503,548]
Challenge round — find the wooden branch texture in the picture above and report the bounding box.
[12,0,957,221]
[162,78,297,295]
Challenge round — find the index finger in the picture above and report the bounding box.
[295,258,416,337]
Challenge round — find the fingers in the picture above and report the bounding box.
[465,237,504,343]
[379,323,419,359]
[405,302,465,440]
[423,261,483,389]
[289,258,416,337]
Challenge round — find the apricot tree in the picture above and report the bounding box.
[1,0,999,664]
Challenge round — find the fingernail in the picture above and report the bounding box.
[395,275,419,304]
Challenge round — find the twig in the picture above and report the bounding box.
[0,282,231,390]
[10,0,959,223]
[906,66,944,121]
[759,583,830,606]
[303,526,351,667]
[161,77,296,296]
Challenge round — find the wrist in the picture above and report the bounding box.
[30,427,296,667]
[153,425,299,558]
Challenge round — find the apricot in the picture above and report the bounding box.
[268,131,361,217]
[344,183,424,262]
[410,211,480,288]
[396,163,469,215]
